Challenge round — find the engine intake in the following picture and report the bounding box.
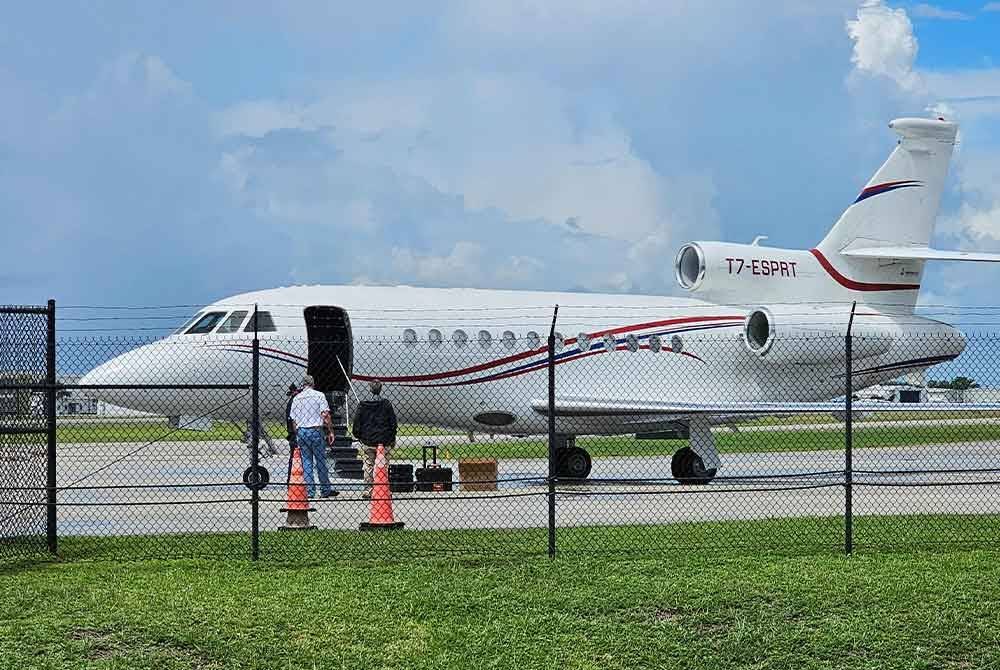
[675,243,705,290]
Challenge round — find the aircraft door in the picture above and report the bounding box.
[303,306,353,421]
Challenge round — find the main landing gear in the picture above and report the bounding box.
[552,416,721,484]
[669,416,719,485]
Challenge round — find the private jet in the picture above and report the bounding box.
[82,117,999,483]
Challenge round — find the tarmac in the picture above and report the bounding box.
[41,434,1000,536]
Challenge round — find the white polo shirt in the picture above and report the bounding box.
[290,387,330,429]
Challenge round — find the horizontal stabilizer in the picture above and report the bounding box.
[841,246,1000,262]
[532,396,1000,418]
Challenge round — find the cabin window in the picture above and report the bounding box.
[428,329,443,347]
[625,334,640,352]
[602,334,617,351]
[553,332,565,352]
[501,331,516,349]
[577,333,591,351]
[186,312,226,335]
[671,334,683,353]
[526,331,541,349]
[403,329,418,346]
[648,334,662,353]
[216,311,249,334]
[452,329,468,347]
[243,311,277,333]
[478,330,492,348]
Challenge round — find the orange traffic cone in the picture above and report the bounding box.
[279,447,316,531]
[360,444,404,531]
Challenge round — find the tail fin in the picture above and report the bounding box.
[815,117,958,312]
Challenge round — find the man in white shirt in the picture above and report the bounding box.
[289,374,338,499]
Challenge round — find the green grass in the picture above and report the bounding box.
[4,517,1000,669]
[56,421,455,444]
[389,421,1000,460]
[57,416,1000,462]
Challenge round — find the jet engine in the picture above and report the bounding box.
[674,242,816,305]
[741,306,895,364]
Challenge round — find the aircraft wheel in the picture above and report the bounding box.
[557,446,592,480]
[671,447,716,485]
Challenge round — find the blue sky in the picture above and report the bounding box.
[2,1,1000,317]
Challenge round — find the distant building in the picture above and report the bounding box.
[854,381,927,404]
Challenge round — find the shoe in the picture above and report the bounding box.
[320,490,339,498]
[361,491,371,500]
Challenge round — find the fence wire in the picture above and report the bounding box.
[2,302,1000,561]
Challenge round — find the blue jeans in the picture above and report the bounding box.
[296,428,333,498]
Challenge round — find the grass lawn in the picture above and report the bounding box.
[3,517,1000,669]
[395,421,1000,461]
[56,421,456,444]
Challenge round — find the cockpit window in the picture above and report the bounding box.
[244,311,277,333]
[216,311,249,334]
[185,312,226,334]
[174,312,203,335]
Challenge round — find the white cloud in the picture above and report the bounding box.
[983,2,1000,12]
[911,3,972,20]
[846,1,922,91]
[217,72,718,291]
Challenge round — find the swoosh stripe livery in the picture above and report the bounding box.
[810,248,920,292]
[853,180,922,204]
[204,316,744,387]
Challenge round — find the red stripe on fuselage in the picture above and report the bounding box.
[212,315,741,383]
[809,248,920,292]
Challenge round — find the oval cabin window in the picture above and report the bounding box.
[577,333,590,351]
[526,331,541,349]
[625,334,640,352]
[478,330,492,348]
[452,329,468,347]
[428,329,443,347]
[603,334,617,351]
[501,331,516,349]
[648,334,662,353]
[403,329,418,347]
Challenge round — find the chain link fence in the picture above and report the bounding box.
[2,301,1000,562]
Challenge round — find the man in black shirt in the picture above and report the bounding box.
[351,380,398,498]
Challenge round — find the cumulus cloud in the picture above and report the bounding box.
[846,0,922,91]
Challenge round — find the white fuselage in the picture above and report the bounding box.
[80,284,965,436]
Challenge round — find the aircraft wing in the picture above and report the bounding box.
[530,395,1000,418]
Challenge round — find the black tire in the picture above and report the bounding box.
[557,446,592,480]
[671,447,716,485]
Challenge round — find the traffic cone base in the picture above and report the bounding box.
[359,444,404,531]
[281,447,317,531]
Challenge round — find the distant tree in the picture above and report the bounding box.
[928,376,978,390]
[951,376,978,390]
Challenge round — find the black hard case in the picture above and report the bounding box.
[415,444,453,492]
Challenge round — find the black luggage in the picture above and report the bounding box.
[415,444,452,492]
[389,464,414,493]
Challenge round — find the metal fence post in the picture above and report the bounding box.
[547,304,559,559]
[45,299,57,555]
[250,304,260,561]
[845,301,856,556]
